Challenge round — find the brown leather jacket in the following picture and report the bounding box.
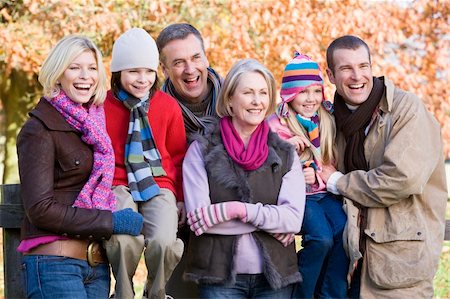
[17,98,113,241]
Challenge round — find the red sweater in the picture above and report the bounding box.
[104,90,187,201]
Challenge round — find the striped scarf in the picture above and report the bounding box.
[162,67,222,135]
[116,89,166,202]
[295,113,321,170]
[46,90,116,211]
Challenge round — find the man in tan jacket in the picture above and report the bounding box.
[322,35,447,298]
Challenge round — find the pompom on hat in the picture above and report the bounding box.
[110,28,159,72]
[277,51,333,118]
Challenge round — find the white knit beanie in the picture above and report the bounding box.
[110,28,159,72]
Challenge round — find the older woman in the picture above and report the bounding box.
[16,35,143,298]
[182,58,306,298]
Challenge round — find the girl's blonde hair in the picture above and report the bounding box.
[285,103,336,166]
[38,35,108,105]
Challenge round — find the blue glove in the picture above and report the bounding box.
[112,208,143,236]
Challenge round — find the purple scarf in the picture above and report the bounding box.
[46,90,116,211]
[220,117,269,171]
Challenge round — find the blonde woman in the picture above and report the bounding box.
[17,35,143,299]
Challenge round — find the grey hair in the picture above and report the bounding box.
[156,23,205,64]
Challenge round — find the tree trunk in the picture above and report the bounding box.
[0,67,39,184]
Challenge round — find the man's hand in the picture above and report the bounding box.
[319,164,337,183]
[176,202,187,227]
[303,167,316,185]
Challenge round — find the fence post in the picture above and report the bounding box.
[0,184,25,299]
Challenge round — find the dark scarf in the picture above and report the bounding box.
[115,89,166,202]
[162,67,222,135]
[334,77,385,172]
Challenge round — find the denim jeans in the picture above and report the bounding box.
[22,255,110,299]
[294,193,349,299]
[199,274,294,299]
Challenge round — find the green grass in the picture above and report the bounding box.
[434,241,450,298]
[435,201,450,298]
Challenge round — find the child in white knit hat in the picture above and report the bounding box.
[103,28,187,299]
[267,52,349,299]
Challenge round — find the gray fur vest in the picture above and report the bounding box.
[184,120,301,289]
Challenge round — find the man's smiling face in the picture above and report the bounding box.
[161,34,210,104]
[327,46,373,106]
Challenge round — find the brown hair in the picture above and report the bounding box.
[326,35,371,74]
[110,71,159,99]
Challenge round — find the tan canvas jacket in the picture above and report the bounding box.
[336,77,447,298]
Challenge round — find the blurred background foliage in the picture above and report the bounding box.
[0,1,449,298]
[0,0,449,184]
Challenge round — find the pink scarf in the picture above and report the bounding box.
[220,117,269,171]
[46,90,116,211]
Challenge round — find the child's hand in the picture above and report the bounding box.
[303,167,316,185]
[177,202,187,227]
[287,135,309,154]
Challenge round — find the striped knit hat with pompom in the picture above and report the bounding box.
[277,52,332,118]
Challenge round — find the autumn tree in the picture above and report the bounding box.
[0,0,448,183]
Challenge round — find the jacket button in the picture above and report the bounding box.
[75,160,80,165]
[417,232,422,236]
[75,234,81,238]
[62,233,68,237]
[88,235,94,240]
[370,232,375,237]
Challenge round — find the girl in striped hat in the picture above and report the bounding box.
[267,52,349,299]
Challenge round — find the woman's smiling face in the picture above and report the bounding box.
[59,50,98,104]
[229,71,270,135]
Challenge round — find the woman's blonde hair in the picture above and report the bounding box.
[285,103,336,166]
[38,35,108,105]
[216,58,277,118]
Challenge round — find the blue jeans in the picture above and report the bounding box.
[294,193,349,299]
[22,255,110,299]
[199,274,294,299]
